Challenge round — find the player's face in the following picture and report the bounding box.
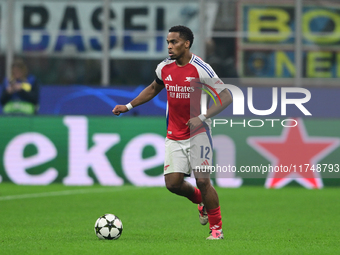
[167,32,190,60]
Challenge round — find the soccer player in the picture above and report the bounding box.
[112,25,232,240]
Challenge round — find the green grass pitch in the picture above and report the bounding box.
[0,184,339,255]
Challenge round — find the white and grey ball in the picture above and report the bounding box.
[94,214,123,240]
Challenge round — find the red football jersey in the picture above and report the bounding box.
[155,54,223,140]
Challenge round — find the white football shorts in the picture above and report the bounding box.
[164,132,213,176]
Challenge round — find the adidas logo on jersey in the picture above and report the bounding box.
[201,160,209,165]
[165,75,172,81]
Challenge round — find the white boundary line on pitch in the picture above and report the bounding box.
[0,186,144,201]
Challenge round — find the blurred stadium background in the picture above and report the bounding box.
[0,0,340,188]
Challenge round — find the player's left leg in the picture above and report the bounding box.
[196,175,223,240]
[189,133,222,237]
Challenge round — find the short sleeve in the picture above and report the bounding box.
[155,63,163,82]
[199,63,225,94]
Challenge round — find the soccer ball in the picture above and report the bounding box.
[94,214,123,240]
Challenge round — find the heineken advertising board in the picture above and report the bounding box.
[0,116,339,188]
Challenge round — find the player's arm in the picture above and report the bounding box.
[112,80,164,116]
[204,88,232,119]
[186,89,232,128]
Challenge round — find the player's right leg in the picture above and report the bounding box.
[198,202,208,225]
[165,172,194,197]
[164,138,202,204]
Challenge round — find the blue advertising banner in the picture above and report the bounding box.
[38,85,167,116]
[1,85,340,118]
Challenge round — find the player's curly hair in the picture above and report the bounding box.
[169,25,194,48]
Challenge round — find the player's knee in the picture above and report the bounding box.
[165,177,184,194]
[166,182,182,194]
[165,173,185,194]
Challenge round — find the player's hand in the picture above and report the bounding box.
[112,105,129,116]
[13,83,23,91]
[7,82,21,94]
[186,117,203,130]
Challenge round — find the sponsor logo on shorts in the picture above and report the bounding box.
[201,160,209,165]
